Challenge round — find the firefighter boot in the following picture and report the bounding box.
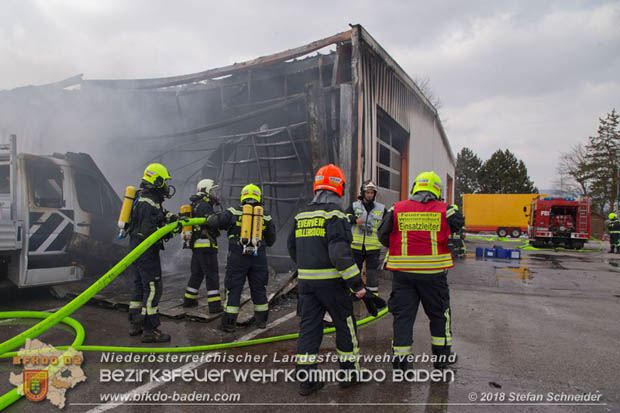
[392,355,413,372]
[141,329,171,343]
[255,310,268,329]
[338,361,360,389]
[610,244,615,254]
[299,380,325,396]
[208,301,223,314]
[433,347,458,369]
[129,323,143,337]
[220,313,237,332]
[297,366,324,396]
[182,297,198,308]
[128,313,143,336]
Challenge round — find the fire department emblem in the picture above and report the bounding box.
[23,370,48,402]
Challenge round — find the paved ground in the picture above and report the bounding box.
[0,237,618,412]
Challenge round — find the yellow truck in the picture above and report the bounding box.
[462,193,546,238]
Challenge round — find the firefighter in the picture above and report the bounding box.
[377,171,464,370]
[287,164,367,396]
[607,213,620,253]
[345,180,386,297]
[206,184,276,332]
[127,163,178,343]
[182,179,223,313]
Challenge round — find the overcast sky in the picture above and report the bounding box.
[1,0,618,189]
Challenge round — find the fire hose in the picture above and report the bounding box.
[0,218,387,409]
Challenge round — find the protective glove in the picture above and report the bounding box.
[362,294,378,317]
[165,212,179,224]
[371,294,387,310]
[206,213,221,230]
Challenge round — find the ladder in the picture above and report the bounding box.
[577,197,590,233]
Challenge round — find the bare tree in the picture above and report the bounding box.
[414,75,442,112]
[554,143,589,196]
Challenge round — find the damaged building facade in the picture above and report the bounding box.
[0,25,455,271]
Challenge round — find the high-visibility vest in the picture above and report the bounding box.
[350,200,385,251]
[386,199,453,273]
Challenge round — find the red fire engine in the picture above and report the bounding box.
[527,196,590,249]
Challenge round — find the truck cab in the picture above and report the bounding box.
[0,135,123,288]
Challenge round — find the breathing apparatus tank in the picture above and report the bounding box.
[239,205,265,255]
[117,186,136,239]
[240,204,254,248]
[251,206,264,255]
[179,204,192,248]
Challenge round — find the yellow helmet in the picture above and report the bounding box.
[609,213,617,220]
[411,171,442,199]
[241,184,261,204]
[143,163,171,188]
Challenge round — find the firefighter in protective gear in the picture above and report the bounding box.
[377,171,464,370]
[607,213,620,253]
[182,179,223,313]
[288,164,367,396]
[207,184,276,332]
[127,163,178,343]
[345,180,386,297]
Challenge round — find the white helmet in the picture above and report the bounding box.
[196,179,219,203]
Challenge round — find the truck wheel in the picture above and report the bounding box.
[510,228,522,238]
[571,241,584,250]
[497,228,508,238]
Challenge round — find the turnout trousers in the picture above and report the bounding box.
[222,245,269,325]
[388,270,453,358]
[610,233,620,251]
[129,244,163,331]
[185,250,220,304]
[296,279,360,376]
[352,249,381,295]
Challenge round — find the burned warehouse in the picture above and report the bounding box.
[0,24,455,273]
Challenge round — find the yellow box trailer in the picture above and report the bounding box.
[462,193,546,238]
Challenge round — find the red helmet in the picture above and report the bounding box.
[313,164,346,197]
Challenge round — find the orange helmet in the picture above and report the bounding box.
[313,164,346,197]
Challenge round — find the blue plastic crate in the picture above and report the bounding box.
[475,247,483,257]
[508,249,521,259]
[484,248,495,257]
[495,248,508,259]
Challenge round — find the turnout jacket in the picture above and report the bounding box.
[608,219,620,234]
[287,200,364,293]
[128,188,167,243]
[189,195,220,251]
[207,204,276,252]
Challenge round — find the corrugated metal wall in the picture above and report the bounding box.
[357,44,454,206]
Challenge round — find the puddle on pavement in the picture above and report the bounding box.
[495,267,534,283]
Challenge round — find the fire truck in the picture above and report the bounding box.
[526,196,591,249]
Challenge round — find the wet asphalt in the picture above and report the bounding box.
[0,237,618,412]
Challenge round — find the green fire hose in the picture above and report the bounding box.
[0,218,387,409]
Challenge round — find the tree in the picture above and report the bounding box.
[584,109,620,213]
[554,143,590,196]
[454,147,482,208]
[478,149,537,194]
[414,75,442,112]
